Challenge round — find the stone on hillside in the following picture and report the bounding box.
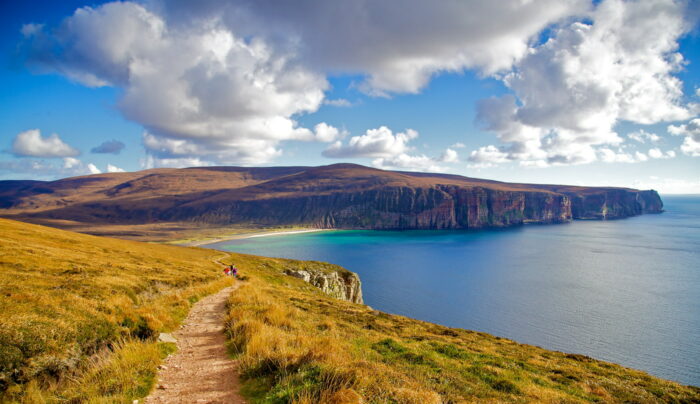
[158,332,177,343]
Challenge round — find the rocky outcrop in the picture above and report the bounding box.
[564,189,663,219]
[284,266,363,304]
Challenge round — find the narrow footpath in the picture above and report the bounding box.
[146,285,246,404]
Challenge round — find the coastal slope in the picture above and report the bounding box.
[1,218,697,403]
[0,164,662,238]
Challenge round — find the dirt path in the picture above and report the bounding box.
[146,284,246,404]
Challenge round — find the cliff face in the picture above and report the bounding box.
[284,266,363,304]
[564,189,663,219]
[165,185,573,229]
[0,164,663,234]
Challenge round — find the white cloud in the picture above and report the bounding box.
[438,148,459,163]
[696,88,700,97]
[87,163,102,174]
[634,151,649,162]
[310,123,346,143]
[0,157,101,179]
[20,0,589,165]
[22,2,328,167]
[475,0,693,166]
[647,148,675,159]
[324,98,352,107]
[323,126,418,158]
[11,129,80,158]
[450,142,466,149]
[631,177,700,194]
[372,154,444,173]
[668,118,700,156]
[140,154,213,169]
[322,126,456,172]
[598,148,636,163]
[628,130,660,144]
[468,145,511,168]
[164,0,587,95]
[106,164,126,173]
[62,157,81,169]
[680,136,700,157]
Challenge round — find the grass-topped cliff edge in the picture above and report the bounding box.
[1,218,698,403]
[225,259,700,403]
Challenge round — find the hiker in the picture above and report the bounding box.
[223,266,230,276]
[232,266,238,278]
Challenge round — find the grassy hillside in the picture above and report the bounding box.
[0,218,235,402]
[224,258,700,403]
[2,218,697,403]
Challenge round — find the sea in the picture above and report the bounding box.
[207,195,700,386]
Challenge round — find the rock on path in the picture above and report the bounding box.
[146,285,246,404]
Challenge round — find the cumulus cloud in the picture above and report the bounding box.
[152,0,587,95]
[438,148,459,163]
[647,148,675,159]
[19,0,588,166]
[10,129,80,158]
[0,157,102,179]
[372,154,445,173]
[475,0,694,167]
[323,126,418,158]
[628,130,661,144]
[21,2,329,167]
[87,163,102,174]
[106,164,126,173]
[322,126,456,172]
[310,123,346,143]
[598,148,636,163]
[91,139,125,154]
[468,145,511,168]
[669,118,700,156]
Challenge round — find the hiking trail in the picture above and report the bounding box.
[145,283,246,404]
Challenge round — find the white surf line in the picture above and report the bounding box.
[245,229,331,239]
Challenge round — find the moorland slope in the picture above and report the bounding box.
[1,219,698,403]
[0,164,662,240]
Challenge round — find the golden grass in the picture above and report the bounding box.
[2,217,699,403]
[0,218,233,402]
[225,257,700,403]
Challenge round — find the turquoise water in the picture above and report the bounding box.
[208,195,700,386]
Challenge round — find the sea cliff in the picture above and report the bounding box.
[167,186,657,229]
[0,164,663,236]
[284,265,363,304]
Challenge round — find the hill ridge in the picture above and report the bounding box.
[0,164,663,239]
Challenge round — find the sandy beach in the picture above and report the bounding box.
[184,228,331,247]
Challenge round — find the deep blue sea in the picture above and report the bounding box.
[208,195,700,386]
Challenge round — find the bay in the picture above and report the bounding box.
[208,195,700,386]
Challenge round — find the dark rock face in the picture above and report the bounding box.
[0,164,663,231]
[564,189,663,219]
[164,186,576,229]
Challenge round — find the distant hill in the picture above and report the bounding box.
[0,164,662,239]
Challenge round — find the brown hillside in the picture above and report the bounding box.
[0,164,663,240]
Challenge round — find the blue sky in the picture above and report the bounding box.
[1,0,699,193]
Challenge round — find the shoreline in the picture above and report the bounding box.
[183,228,331,247]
